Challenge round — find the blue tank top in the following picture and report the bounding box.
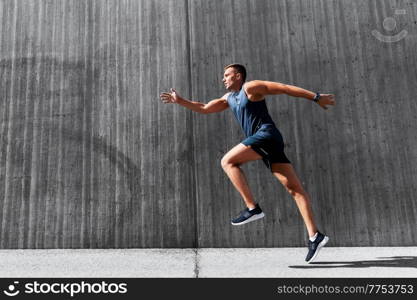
[227,86,277,137]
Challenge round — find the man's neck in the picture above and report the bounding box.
[229,83,243,92]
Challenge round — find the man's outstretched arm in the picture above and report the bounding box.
[245,80,335,110]
[160,88,229,114]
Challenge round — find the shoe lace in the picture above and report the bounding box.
[235,208,249,217]
[307,240,317,250]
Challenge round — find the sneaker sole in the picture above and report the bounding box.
[307,236,329,263]
[231,212,265,226]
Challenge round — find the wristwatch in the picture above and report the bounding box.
[313,92,321,102]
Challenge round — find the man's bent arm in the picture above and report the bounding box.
[160,89,230,114]
[176,97,206,113]
[246,80,316,100]
[177,97,229,114]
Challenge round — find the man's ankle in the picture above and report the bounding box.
[248,203,257,211]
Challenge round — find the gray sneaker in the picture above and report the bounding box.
[231,203,265,225]
[305,231,329,263]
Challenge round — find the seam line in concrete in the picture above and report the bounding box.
[193,248,200,278]
[184,0,199,249]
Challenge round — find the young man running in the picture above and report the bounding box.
[160,64,335,262]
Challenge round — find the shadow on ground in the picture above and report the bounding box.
[289,256,417,269]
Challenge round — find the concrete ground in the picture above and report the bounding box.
[0,247,416,278]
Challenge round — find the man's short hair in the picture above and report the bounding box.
[224,63,247,82]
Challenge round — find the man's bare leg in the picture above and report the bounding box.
[271,163,318,237]
[221,143,262,209]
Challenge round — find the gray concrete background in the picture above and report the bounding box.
[190,0,417,247]
[0,0,196,249]
[0,248,416,277]
[1,0,417,248]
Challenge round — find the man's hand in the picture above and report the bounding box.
[316,94,336,110]
[160,88,180,104]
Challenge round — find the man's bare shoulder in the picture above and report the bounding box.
[243,80,264,91]
[243,80,267,101]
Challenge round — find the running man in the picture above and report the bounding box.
[160,64,335,262]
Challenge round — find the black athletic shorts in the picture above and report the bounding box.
[241,125,290,170]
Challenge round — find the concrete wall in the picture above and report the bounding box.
[0,0,196,248]
[1,0,416,248]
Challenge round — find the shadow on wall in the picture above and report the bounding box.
[289,256,417,269]
[0,45,142,247]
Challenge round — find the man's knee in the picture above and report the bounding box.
[221,156,239,170]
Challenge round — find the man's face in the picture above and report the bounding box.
[222,67,240,90]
